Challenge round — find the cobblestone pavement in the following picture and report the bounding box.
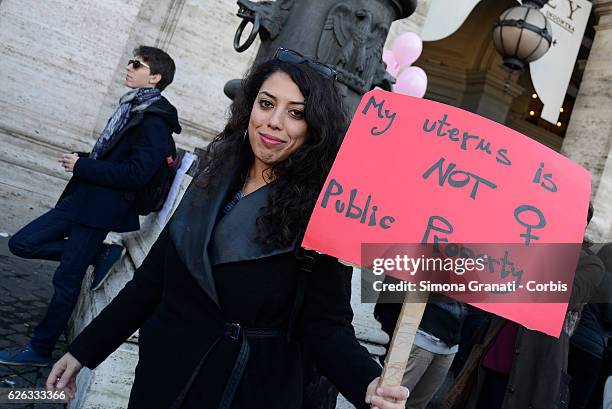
[0,236,67,409]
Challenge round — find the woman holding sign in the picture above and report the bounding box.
[45,49,408,409]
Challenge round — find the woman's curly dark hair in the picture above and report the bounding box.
[197,58,348,249]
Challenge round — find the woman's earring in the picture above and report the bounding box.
[243,130,248,141]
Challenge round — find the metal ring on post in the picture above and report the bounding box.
[234,14,261,53]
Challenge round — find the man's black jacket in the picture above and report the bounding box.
[59,96,181,232]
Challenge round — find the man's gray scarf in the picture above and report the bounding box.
[90,87,161,159]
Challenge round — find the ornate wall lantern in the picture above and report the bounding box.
[493,0,553,71]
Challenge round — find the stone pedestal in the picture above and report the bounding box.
[561,0,612,242]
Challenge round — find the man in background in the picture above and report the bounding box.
[0,45,181,366]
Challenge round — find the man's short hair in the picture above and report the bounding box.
[133,45,176,91]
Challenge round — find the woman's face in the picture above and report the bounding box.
[248,71,308,167]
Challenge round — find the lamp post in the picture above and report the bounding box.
[226,0,417,116]
[493,0,553,71]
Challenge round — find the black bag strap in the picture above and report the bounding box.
[287,248,317,341]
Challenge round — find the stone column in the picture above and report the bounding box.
[561,0,612,242]
[460,68,524,124]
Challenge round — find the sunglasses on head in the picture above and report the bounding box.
[127,59,151,70]
[273,48,337,80]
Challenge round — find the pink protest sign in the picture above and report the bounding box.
[302,89,592,337]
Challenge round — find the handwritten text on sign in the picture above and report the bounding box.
[302,89,591,337]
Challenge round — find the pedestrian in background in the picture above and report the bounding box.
[376,294,466,409]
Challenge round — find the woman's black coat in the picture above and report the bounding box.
[68,170,381,409]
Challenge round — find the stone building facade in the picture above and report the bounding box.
[562,0,612,242]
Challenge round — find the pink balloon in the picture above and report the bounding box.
[393,66,428,98]
[382,49,400,77]
[392,32,423,66]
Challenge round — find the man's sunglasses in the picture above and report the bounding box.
[127,59,151,70]
[273,48,337,80]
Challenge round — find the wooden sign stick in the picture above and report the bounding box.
[379,290,429,387]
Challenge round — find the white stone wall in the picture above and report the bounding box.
[386,0,432,42]
[0,0,147,151]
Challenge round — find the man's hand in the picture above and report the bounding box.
[59,153,79,172]
[46,352,83,401]
[365,377,410,409]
